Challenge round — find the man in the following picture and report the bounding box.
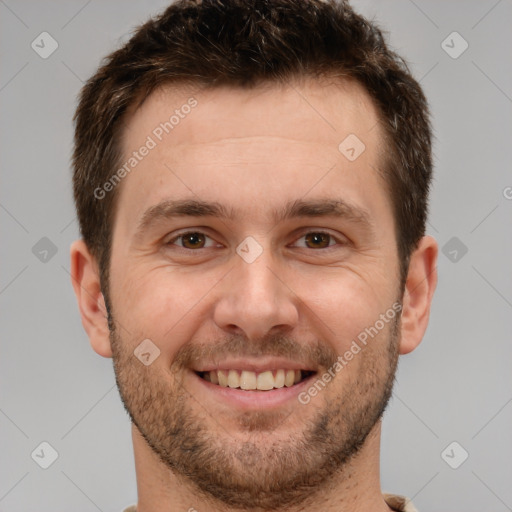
[69,0,437,511]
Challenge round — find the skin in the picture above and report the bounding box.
[71,78,438,512]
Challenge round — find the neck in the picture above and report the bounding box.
[132,421,391,512]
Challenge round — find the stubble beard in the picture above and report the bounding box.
[109,313,400,510]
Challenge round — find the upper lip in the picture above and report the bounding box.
[192,357,317,373]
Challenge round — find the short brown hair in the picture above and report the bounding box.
[72,0,432,305]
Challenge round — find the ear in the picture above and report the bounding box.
[70,239,113,358]
[399,235,438,355]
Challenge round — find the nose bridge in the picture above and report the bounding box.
[213,243,298,339]
[234,235,280,298]
[239,256,279,305]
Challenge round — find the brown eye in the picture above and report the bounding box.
[166,231,220,252]
[180,232,206,249]
[303,232,332,249]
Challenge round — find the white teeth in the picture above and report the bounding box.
[284,369,295,387]
[257,371,275,390]
[218,370,229,387]
[275,369,285,388]
[202,369,306,390]
[227,370,239,388]
[240,370,257,390]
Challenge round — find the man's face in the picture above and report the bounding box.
[108,79,402,509]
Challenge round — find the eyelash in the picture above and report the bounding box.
[165,230,347,251]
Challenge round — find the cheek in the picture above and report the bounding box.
[293,266,395,352]
[111,263,224,349]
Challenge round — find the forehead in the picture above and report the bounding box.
[124,77,382,148]
[114,77,389,235]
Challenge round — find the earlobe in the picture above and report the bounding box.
[399,235,438,355]
[70,240,113,358]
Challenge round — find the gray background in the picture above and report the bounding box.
[1,0,511,510]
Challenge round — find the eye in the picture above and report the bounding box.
[165,230,345,252]
[167,231,219,249]
[291,231,343,249]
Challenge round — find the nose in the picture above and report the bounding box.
[213,247,299,341]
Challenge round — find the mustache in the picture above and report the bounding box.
[171,332,339,372]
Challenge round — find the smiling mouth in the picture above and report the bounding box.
[196,369,316,391]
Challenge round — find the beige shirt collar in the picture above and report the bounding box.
[383,493,419,512]
[123,494,418,512]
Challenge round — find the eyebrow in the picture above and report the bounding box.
[134,197,374,239]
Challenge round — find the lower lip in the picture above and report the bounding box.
[191,371,316,410]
